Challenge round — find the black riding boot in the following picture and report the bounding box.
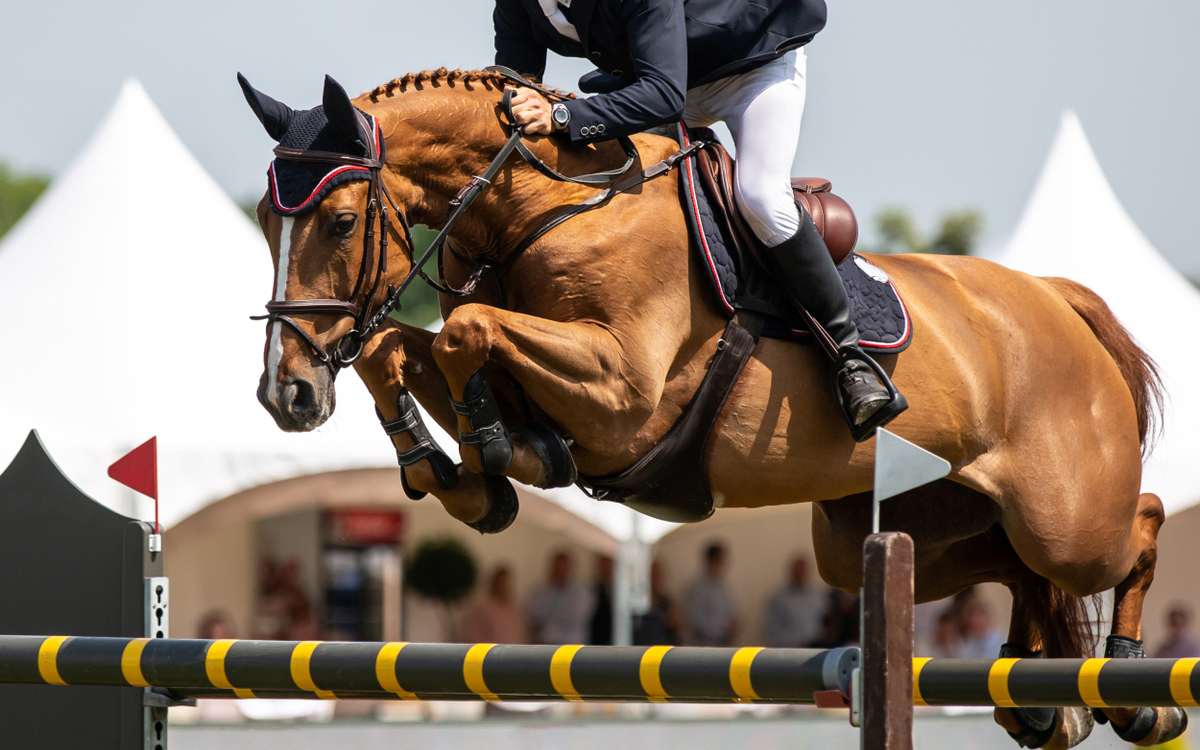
[761,210,902,434]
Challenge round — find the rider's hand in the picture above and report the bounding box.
[506,87,553,136]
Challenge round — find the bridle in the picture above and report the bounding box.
[252,66,697,376]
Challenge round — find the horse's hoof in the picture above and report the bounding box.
[466,474,519,534]
[1048,706,1095,750]
[451,370,513,476]
[997,706,1056,748]
[1114,706,1188,746]
[998,707,1094,750]
[514,420,578,488]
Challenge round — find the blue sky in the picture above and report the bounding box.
[2,0,1197,274]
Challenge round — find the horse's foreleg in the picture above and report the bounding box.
[1092,493,1188,745]
[433,303,669,480]
[354,324,516,532]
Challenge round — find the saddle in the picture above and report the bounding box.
[577,126,911,522]
[689,126,859,270]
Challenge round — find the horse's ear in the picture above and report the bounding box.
[237,72,295,142]
[322,75,371,151]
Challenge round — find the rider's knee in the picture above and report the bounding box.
[733,179,799,246]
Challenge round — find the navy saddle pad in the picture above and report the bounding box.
[678,137,912,354]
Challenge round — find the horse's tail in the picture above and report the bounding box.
[1013,563,1099,658]
[1042,276,1164,455]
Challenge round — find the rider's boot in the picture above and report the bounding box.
[761,208,907,438]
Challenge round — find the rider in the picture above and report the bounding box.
[494,0,905,435]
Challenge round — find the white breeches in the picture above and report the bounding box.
[682,49,807,248]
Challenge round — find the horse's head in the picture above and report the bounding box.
[239,73,413,431]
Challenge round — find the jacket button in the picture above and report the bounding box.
[580,126,588,136]
[590,51,601,60]
[611,70,623,77]
[598,124,605,133]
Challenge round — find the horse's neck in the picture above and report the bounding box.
[370,94,589,258]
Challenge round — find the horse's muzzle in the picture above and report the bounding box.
[257,371,334,432]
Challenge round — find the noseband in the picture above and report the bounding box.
[252,67,653,377]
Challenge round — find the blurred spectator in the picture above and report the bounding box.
[464,566,526,644]
[197,609,237,640]
[764,556,824,648]
[634,561,680,645]
[1154,603,1200,658]
[956,598,1005,658]
[916,609,961,658]
[255,558,319,640]
[590,555,614,645]
[685,543,738,646]
[809,589,860,648]
[527,551,595,644]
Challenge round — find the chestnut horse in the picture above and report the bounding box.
[244,69,1180,747]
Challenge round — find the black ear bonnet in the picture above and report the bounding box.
[238,73,384,216]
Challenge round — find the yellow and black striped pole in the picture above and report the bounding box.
[0,636,858,704]
[914,656,1200,709]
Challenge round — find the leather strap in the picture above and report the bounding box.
[273,146,384,169]
[513,136,640,186]
[265,299,360,316]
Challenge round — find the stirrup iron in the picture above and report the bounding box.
[829,348,908,442]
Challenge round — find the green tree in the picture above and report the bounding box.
[868,207,984,256]
[390,224,442,328]
[0,163,50,240]
[237,204,442,328]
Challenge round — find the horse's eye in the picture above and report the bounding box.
[332,215,357,236]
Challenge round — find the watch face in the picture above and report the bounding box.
[553,106,570,125]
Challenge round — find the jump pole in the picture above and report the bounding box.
[859,429,951,750]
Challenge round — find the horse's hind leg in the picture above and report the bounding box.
[993,568,1096,750]
[1094,493,1188,746]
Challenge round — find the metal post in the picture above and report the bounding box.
[613,515,650,646]
[861,532,914,750]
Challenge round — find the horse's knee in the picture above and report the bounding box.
[433,304,497,373]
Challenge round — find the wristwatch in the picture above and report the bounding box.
[551,102,571,132]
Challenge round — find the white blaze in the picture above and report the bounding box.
[265,216,294,408]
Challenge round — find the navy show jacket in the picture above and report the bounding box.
[494,0,827,144]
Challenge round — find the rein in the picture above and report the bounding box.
[254,66,702,375]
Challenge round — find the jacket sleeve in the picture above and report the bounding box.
[494,0,548,80]
[561,0,687,144]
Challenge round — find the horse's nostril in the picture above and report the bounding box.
[281,378,318,418]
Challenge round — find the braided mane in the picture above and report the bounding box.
[365,67,576,102]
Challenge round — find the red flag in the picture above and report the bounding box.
[108,437,157,500]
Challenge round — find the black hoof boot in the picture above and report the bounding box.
[1099,634,1189,746]
[450,370,513,476]
[467,474,520,534]
[514,421,578,489]
[378,388,460,500]
[830,350,908,442]
[998,643,1058,748]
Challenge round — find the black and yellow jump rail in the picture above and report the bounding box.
[914,656,1200,708]
[0,636,858,703]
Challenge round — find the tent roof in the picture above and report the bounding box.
[0,80,399,526]
[0,80,670,542]
[992,112,1200,516]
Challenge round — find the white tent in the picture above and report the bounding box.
[0,79,673,546]
[0,79,400,525]
[993,112,1200,516]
